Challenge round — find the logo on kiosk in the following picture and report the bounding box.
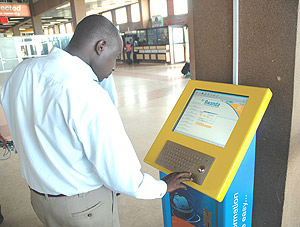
[204,100,220,108]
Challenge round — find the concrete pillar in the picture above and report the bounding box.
[188,0,233,82]
[282,10,300,223]
[167,0,174,16]
[31,15,43,35]
[12,25,21,36]
[127,5,132,23]
[111,10,117,25]
[69,0,86,28]
[238,2,299,225]
[139,0,150,28]
[53,24,60,34]
[188,0,300,226]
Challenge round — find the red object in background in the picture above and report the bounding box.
[0,17,8,24]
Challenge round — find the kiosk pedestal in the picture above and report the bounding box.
[160,135,256,227]
[144,80,271,227]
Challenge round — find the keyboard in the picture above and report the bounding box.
[155,140,215,185]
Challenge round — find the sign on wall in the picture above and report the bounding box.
[0,3,31,17]
[152,15,163,27]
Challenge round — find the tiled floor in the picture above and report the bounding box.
[0,62,189,227]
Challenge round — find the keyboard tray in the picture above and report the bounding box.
[155,140,215,185]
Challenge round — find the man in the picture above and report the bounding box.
[125,41,132,64]
[1,15,192,227]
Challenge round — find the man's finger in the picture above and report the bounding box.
[177,184,187,191]
[175,172,192,177]
[177,177,194,183]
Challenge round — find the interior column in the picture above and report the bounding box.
[31,15,43,35]
[12,25,21,36]
[69,0,86,28]
[188,0,300,226]
[139,0,150,28]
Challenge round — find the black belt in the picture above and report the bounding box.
[30,188,66,197]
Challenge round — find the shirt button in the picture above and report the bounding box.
[87,213,93,217]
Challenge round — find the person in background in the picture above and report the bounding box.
[1,15,192,227]
[125,41,132,64]
[0,133,7,224]
[133,38,139,64]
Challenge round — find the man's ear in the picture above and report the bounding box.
[95,40,106,56]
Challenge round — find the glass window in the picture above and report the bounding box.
[102,11,113,22]
[59,24,66,34]
[157,27,168,45]
[137,30,147,45]
[150,0,167,18]
[65,23,73,34]
[147,28,157,45]
[115,7,128,24]
[131,3,140,23]
[173,27,184,43]
[48,28,54,35]
[174,0,188,15]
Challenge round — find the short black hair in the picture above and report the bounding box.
[70,15,120,47]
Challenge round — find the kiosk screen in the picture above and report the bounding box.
[173,89,248,148]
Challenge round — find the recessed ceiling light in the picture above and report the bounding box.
[56,19,69,22]
[10,17,24,20]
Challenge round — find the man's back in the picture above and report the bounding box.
[1,48,107,195]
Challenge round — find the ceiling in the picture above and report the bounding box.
[0,0,138,34]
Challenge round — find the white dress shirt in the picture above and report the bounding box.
[98,74,118,107]
[1,47,167,199]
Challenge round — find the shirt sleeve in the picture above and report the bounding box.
[71,82,167,199]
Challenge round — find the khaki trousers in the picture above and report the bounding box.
[30,186,120,227]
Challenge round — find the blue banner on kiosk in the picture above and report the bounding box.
[160,135,255,227]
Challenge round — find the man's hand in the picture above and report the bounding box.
[162,172,193,193]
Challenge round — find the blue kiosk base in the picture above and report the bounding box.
[160,136,256,227]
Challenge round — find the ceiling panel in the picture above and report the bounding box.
[42,0,138,18]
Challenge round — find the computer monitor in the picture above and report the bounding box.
[144,80,272,201]
[173,90,248,148]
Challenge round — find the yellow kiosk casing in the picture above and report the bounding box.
[144,80,272,202]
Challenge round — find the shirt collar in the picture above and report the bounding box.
[49,47,99,82]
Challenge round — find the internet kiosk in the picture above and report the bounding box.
[144,80,272,227]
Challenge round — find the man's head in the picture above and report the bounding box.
[65,15,122,81]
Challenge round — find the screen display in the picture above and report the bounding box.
[173,89,248,148]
